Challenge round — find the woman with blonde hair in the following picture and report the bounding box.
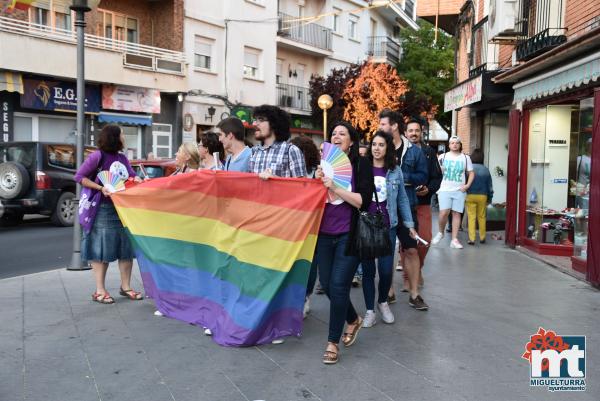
[172,142,201,175]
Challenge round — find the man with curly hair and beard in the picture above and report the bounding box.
[249,105,306,179]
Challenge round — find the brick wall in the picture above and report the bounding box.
[0,1,183,51]
[417,0,464,17]
[84,0,183,51]
[565,0,600,38]
[476,0,484,23]
[456,108,471,153]
[498,44,513,68]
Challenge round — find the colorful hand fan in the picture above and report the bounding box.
[97,170,126,193]
[320,142,353,204]
[320,142,352,189]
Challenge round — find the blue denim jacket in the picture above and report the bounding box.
[467,163,494,200]
[386,166,415,229]
[398,137,428,207]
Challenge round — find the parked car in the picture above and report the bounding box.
[130,158,177,179]
[0,142,96,227]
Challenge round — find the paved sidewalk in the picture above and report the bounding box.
[1,237,599,401]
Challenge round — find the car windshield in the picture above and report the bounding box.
[0,144,36,169]
[133,165,165,178]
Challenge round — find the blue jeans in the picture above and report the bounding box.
[306,257,318,298]
[316,233,360,344]
[361,227,397,310]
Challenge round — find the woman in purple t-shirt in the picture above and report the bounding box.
[361,131,416,328]
[315,121,375,365]
[74,125,142,304]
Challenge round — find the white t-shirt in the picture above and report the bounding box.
[438,152,473,192]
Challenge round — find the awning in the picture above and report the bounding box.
[98,112,152,126]
[0,71,24,94]
[513,52,600,104]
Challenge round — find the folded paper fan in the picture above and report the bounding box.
[98,170,126,193]
[320,142,352,190]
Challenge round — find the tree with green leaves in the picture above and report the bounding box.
[396,19,455,132]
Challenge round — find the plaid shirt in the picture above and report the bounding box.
[249,141,307,177]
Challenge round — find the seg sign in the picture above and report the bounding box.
[0,94,13,143]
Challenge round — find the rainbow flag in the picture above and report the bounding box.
[112,171,326,346]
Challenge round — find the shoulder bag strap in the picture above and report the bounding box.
[92,151,104,181]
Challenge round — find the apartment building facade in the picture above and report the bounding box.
[182,0,418,144]
[0,0,187,159]
[444,0,600,284]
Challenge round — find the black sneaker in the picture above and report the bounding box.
[480,239,486,244]
[409,295,429,311]
[387,293,397,304]
[468,241,475,245]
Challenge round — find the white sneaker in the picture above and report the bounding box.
[153,310,164,317]
[378,302,395,324]
[203,327,212,336]
[303,298,310,319]
[431,232,444,245]
[272,338,285,344]
[362,310,376,327]
[450,239,464,249]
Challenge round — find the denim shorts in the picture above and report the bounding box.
[438,190,467,213]
[81,202,135,263]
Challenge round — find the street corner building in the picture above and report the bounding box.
[443,0,600,286]
[112,171,326,346]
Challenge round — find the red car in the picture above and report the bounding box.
[129,158,177,179]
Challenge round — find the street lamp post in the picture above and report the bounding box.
[317,94,333,141]
[68,0,93,271]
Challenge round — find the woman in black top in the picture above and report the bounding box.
[315,121,375,364]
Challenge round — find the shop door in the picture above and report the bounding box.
[122,125,141,160]
[152,123,172,159]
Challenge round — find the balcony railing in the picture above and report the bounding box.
[366,36,401,65]
[277,12,333,51]
[0,16,186,74]
[276,83,310,112]
[469,17,499,77]
[515,0,566,61]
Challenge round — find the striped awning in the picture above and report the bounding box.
[0,71,24,94]
[513,52,600,104]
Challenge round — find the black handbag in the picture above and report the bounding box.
[354,189,392,260]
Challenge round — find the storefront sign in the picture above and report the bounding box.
[1,94,13,143]
[548,139,568,147]
[552,178,568,184]
[21,78,101,113]
[444,75,483,112]
[102,85,161,114]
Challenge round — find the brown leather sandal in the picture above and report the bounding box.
[92,292,114,304]
[341,316,363,347]
[119,288,143,300]
[322,343,339,364]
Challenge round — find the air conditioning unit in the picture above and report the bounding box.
[489,0,519,40]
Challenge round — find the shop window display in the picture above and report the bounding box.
[525,101,592,257]
[571,98,593,260]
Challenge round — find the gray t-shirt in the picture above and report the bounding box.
[224,146,251,172]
